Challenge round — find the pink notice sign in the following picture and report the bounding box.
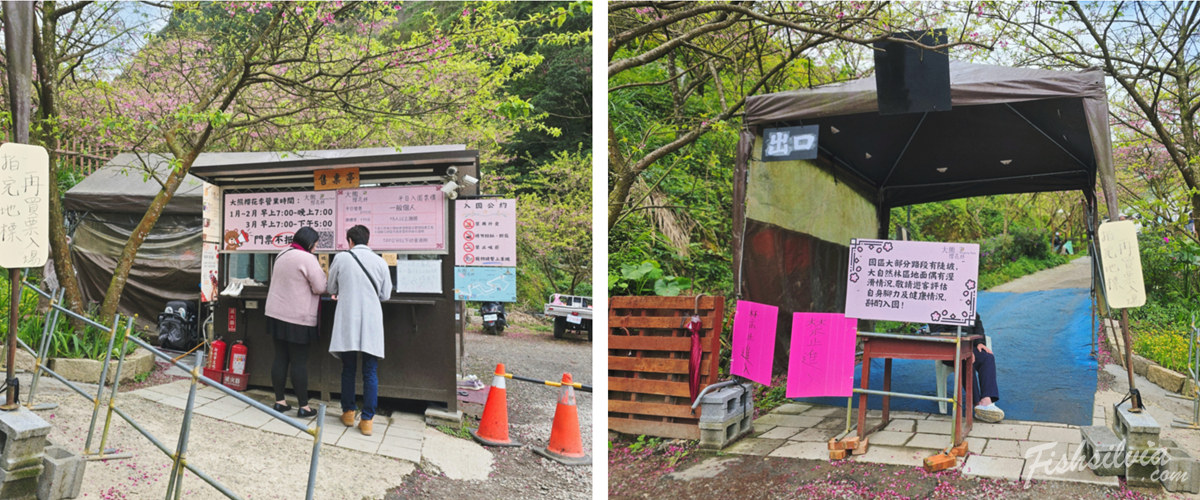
[786,313,857,398]
[337,185,446,252]
[454,198,517,266]
[223,191,338,251]
[844,239,980,326]
[730,300,779,385]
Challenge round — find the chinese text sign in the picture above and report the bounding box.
[730,300,779,385]
[1097,220,1146,309]
[454,199,517,266]
[338,185,446,252]
[0,143,49,268]
[761,125,820,162]
[844,239,980,326]
[224,191,338,251]
[786,313,857,398]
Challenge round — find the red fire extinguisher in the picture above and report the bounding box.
[207,337,226,371]
[230,340,248,375]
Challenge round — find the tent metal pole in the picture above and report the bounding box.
[1002,103,1089,170]
[879,112,928,187]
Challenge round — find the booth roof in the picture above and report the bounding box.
[742,61,1116,211]
[63,153,203,215]
[189,145,477,188]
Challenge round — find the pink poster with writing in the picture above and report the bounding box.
[844,239,980,326]
[337,185,446,252]
[730,300,779,385]
[223,191,338,251]
[786,312,857,398]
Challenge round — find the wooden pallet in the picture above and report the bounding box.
[608,295,726,440]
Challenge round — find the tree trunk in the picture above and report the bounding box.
[34,1,86,314]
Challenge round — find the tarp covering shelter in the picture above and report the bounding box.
[732,62,1117,371]
[64,154,203,323]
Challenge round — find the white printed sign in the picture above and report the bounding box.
[454,198,517,266]
[1097,220,1146,309]
[844,238,980,326]
[395,259,442,294]
[0,143,49,268]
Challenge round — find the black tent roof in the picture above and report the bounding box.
[63,154,203,215]
[741,61,1117,213]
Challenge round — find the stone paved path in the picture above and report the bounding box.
[129,379,425,463]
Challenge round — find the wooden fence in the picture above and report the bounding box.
[609,295,726,440]
[0,134,115,174]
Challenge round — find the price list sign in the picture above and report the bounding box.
[223,190,338,251]
[337,185,446,252]
[0,143,49,268]
[454,199,516,266]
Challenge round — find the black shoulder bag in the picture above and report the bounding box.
[344,249,380,294]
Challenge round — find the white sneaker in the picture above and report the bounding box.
[974,403,1005,423]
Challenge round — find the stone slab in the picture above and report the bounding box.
[866,431,913,447]
[757,426,800,440]
[1115,401,1161,434]
[965,437,987,454]
[422,428,493,480]
[788,428,834,442]
[962,455,1024,481]
[983,439,1022,458]
[768,441,833,460]
[754,414,824,428]
[773,404,811,415]
[38,445,84,500]
[1027,425,1081,444]
[1147,364,1185,393]
[724,438,783,457]
[969,423,1031,440]
[1025,460,1120,487]
[802,406,846,418]
[882,419,916,433]
[0,409,51,470]
[916,419,953,435]
[853,445,927,467]
[906,433,956,450]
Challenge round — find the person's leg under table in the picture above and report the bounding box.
[340,351,358,414]
[361,353,379,420]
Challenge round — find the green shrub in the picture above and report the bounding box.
[979,254,1069,289]
[1132,327,1191,373]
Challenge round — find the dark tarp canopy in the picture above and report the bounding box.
[732,62,1118,373]
[63,154,203,324]
[739,61,1118,215]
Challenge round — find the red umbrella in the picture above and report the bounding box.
[687,316,703,403]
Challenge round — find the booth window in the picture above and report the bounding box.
[228,253,269,283]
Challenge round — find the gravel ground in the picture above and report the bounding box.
[388,314,593,499]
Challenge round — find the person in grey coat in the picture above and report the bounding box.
[327,225,393,436]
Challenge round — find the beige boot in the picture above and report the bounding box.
[359,418,373,436]
[341,410,356,427]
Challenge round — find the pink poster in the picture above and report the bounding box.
[844,238,980,326]
[454,198,517,266]
[730,300,779,385]
[786,312,857,398]
[223,191,338,251]
[337,185,446,252]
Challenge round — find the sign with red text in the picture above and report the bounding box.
[786,313,856,398]
[0,143,49,268]
[454,198,516,266]
[845,238,979,326]
[337,185,445,252]
[223,191,338,251]
[730,300,778,385]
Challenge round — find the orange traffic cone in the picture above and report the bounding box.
[532,373,590,465]
[469,363,521,447]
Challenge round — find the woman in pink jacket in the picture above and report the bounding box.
[265,227,327,418]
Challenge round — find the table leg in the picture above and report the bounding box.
[965,352,975,435]
[858,355,871,440]
[882,358,892,422]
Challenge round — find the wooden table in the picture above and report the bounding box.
[856,333,981,446]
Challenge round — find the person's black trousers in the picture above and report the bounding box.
[973,349,1000,406]
[272,338,311,407]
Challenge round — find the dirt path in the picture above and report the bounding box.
[988,256,1092,293]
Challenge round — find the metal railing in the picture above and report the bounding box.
[16,279,325,499]
[1170,313,1200,430]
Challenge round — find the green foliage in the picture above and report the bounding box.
[609,260,692,297]
[1,277,139,361]
[1132,327,1191,373]
[979,254,1069,290]
[626,434,663,454]
[753,378,789,417]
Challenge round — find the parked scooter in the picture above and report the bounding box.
[480,302,507,335]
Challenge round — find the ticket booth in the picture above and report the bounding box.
[190,146,479,415]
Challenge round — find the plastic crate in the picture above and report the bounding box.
[222,371,249,391]
[202,368,225,387]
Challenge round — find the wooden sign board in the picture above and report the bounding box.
[314,167,360,191]
[1097,220,1146,309]
[0,143,49,268]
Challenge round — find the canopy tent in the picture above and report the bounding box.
[739,61,1117,215]
[64,154,204,323]
[732,62,1117,373]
